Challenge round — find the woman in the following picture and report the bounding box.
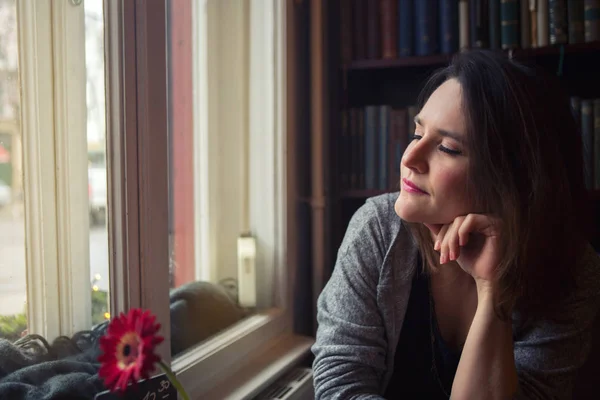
[312,49,600,399]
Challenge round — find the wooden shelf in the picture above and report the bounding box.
[345,54,452,70]
[340,189,394,199]
[343,42,600,72]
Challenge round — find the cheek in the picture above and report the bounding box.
[434,167,468,200]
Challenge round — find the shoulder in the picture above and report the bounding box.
[344,192,402,247]
[337,192,414,279]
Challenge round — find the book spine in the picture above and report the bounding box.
[459,0,470,49]
[584,0,600,42]
[349,109,358,189]
[340,109,349,190]
[538,0,549,46]
[340,0,354,64]
[365,106,378,190]
[571,96,582,122]
[531,0,539,47]
[440,0,460,54]
[358,108,365,189]
[366,0,381,59]
[582,99,594,189]
[567,0,585,43]
[352,0,367,59]
[594,99,600,189]
[407,106,418,139]
[501,0,521,49]
[378,106,390,190]
[380,0,398,59]
[549,0,569,44]
[389,108,408,191]
[489,0,501,49]
[470,0,490,47]
[415,0,439,55]
[398,0,414,56]
[521,0,532,48]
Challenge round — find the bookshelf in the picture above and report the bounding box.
[314,0,600,275]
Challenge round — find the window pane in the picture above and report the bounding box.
[167,0,270,357]
[85,0,110,326]
[0,0,26,342]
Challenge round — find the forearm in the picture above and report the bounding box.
[451,288,518,400]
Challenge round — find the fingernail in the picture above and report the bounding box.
[434,240,440,251]
[440,253,446,264]
[449,251,455,261]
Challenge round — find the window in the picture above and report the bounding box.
[1,0,311,398]
[0,0,109,342]
[0,0,24,341]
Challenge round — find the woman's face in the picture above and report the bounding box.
[395,78,473,224]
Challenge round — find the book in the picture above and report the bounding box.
[549,0,569,44]
[398,0,414,56]
[415,0,439,55]
[380,0,398,59]
[567,0,585,43]
[501,0,521,49]
[441,0,460,54]
[584,0,600,42]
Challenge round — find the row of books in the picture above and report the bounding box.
[572,97,600,190]
[340,0,600,62]
[338,99,600,193]
[339,105,416,192]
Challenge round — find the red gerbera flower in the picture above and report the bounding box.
[98,308,164,392]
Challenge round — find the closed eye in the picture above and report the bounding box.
[410,133,462,156]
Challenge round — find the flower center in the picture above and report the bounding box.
[116,332,141,370]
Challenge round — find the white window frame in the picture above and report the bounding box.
[17,0,91,340]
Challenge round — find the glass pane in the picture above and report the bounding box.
[85,0,110,326]
[0,0,27,342]
[167,0,269,357]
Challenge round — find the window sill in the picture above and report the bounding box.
[201,333,314,399]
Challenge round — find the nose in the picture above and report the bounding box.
[402,139,429,174]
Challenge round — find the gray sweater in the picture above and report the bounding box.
[312,193,600,399]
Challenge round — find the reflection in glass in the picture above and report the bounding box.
[167,0,253,357]
[85,0,110,326]
[0,0,27,342]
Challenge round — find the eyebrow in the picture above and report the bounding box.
[414,115,465,144]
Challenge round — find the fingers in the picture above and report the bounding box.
[439,217,464,264]
[458,214,500,239]
[433,214,499,265]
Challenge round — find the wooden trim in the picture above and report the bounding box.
[104,0,171,363]
[309,0,328,334]
[169,0,195,287]
[133,0,171,363]
[104,0,141,314]
[284,0,297,319]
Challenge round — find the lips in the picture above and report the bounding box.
[402,178,428,194]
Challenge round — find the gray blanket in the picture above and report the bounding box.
[0,280,245,399]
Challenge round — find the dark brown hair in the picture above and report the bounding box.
[409,49,591,320]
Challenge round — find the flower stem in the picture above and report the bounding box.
[157,360,190,400]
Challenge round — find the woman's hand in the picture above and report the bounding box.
[424,214,503,290]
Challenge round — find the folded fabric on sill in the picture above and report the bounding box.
[0,280,247,399]
[0,328,107,400]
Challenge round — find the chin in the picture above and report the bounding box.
[394,191,452,225]
[394,192,425,222]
